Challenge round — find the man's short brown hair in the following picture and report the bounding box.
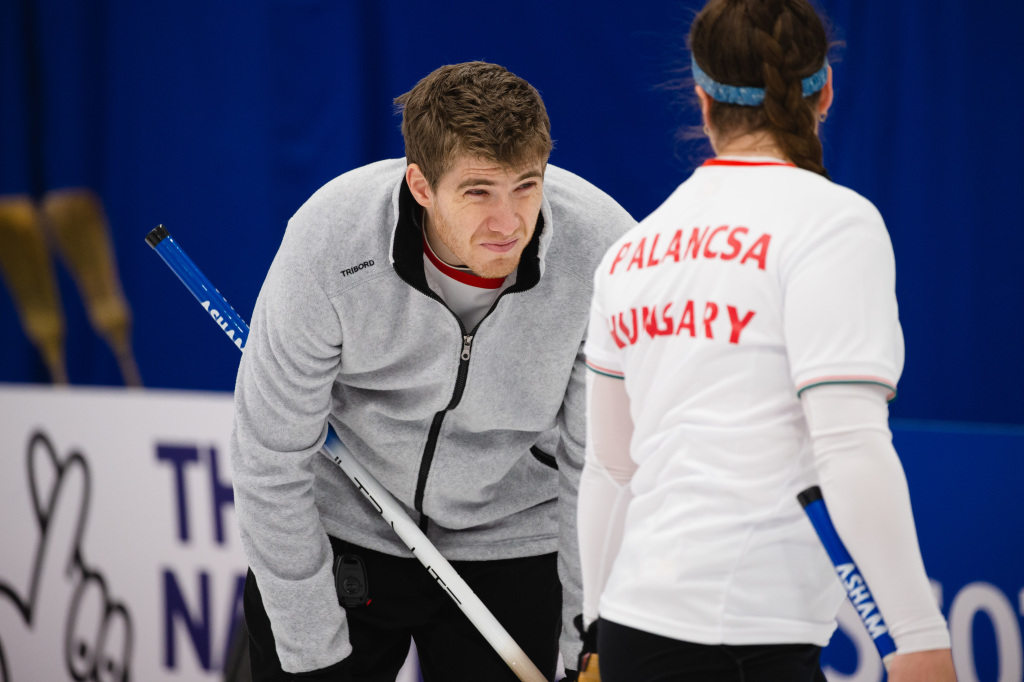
[394,62,552,189]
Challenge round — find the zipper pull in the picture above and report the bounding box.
[461,335,474,361]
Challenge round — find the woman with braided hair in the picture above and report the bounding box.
[576,0,956,680]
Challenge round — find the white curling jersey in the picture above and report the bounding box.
[584,157,904,646]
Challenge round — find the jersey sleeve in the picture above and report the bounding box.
[783,200,904,399]
[584,257,626,380]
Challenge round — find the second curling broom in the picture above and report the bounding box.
[798,486,898,667]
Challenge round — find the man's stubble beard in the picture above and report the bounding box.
[432,208,531,279]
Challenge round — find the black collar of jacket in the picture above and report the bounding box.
[392,178,544,295]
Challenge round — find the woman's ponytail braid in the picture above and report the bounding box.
[749,0,827,175]
[690,0,830,177]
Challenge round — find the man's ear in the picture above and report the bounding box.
[406,164,433,209]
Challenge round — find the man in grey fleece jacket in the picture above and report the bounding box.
[232,62,634,681]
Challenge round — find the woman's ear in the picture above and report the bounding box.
[695,85,713,134]
[818,65,834,118]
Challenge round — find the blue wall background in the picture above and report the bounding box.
[1,0,1022,426]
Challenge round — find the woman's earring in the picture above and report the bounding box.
[818,112,828,123]
[702,125,711,135]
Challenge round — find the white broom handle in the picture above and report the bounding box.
[322,428,547,682]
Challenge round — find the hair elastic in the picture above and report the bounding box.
[692,58,829,106]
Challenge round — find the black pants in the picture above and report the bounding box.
[598,618,827,682]
[245,537,562,681]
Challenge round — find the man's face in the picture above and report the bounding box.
[414,155,545,279]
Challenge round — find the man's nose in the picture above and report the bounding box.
[488,196,520,235]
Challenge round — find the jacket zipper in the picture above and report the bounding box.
[412,288,517,533]
[413,328,472,532]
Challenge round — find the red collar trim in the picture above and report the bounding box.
[702,158,795,167]
[423,235,505,289]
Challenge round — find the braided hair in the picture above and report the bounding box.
[690,0,830,177]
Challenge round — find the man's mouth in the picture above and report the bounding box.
[480,238,519,253]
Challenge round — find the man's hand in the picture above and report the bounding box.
[886,648,956,681]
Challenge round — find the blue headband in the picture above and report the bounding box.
[691,57,829,106]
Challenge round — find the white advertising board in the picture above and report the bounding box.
[0,385,421,682]
[0,385,246,681]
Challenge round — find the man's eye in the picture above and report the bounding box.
[517,182,537,191]
[466,189,488,196]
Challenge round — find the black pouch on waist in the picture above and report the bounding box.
[334,554,370,607]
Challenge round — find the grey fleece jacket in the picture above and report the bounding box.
[230,158,634,674]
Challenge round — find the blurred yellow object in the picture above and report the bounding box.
[0,194,68,383]
[578,653,601,682]
[41,188,141,386]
